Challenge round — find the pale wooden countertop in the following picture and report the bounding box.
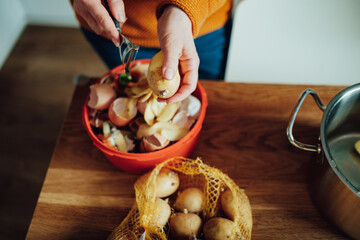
[26,79,349,239]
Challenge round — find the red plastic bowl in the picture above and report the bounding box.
[82,59,208,174]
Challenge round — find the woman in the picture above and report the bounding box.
[71,0,233,103]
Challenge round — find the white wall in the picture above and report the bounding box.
[0,0,78,70]
[1,0,360,85]
[225,0,360,85]
[19,0,78,27]
[0,0,27,69]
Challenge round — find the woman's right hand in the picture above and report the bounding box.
[72,0,126,46]
[157,5,199,104]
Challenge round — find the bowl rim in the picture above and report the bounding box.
[82,59,208,161]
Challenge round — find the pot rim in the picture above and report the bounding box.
[320,83,360,197]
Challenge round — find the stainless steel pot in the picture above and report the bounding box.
[287,83,360,239]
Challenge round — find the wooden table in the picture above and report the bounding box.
[26,79,350,239]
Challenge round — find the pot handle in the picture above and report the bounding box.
[287,89,326,153]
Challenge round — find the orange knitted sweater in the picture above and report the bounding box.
[70,0,232,48]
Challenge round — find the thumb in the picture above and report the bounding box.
[161,47,180,80]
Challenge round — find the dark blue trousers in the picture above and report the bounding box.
[81,21,231,80]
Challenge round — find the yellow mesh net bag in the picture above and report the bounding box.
[108,157,252,240]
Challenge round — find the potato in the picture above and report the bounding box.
[155,168,180,198]
[203,217,241,240]
[169,213,202,239]
[148,198,171,228]
[174,187,204,213]
[220,189,236,220]
[147,51,181,99]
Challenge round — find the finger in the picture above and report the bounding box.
[161,67,198,104]
[107,0,126,24]
[168,56,199,103]
[161,83,197,104]
[73,2,104,35]
[161,42,181,80]
[81,10,105,35]
[86,1,121,45]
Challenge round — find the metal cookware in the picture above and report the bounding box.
[287,83,360,239]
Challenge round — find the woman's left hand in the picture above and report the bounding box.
[157,5,199,104]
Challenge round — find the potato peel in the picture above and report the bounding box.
[157,102,180,122]
[151,96,167,117]
[355,140,360,155]
[89,61,202,154]
[138,89,153,103]
[137,122,188,141]
[103,122,111,138]
[126,98,137,119]
[114,131,128,152]
[125,86,151,98]
[144,98,156,125]
[161,128,188,141]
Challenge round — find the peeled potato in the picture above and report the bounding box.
[220,189,236,220]
[147,51,180,99]
[174,187,204,213]
[148,198,171,228]
[169,213,202,240]
[203,217,241,240]
[155,168,180,198]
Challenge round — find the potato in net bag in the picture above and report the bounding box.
[108,157,252,240]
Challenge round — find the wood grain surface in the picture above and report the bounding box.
[26,80,351,239]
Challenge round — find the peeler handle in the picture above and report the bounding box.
[286,89,326,153]
[104,0,121,32]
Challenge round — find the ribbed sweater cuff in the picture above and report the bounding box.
[156,1,207,37]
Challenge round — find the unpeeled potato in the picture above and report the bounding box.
[147,51,180,99]
[220,189,236,220]
[203,217,241,240]
[148,198,171,228]
[155,168,180,198]
[169,213,202,239]
[174,187,204,213]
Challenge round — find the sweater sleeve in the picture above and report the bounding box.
[156,0,230,37]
